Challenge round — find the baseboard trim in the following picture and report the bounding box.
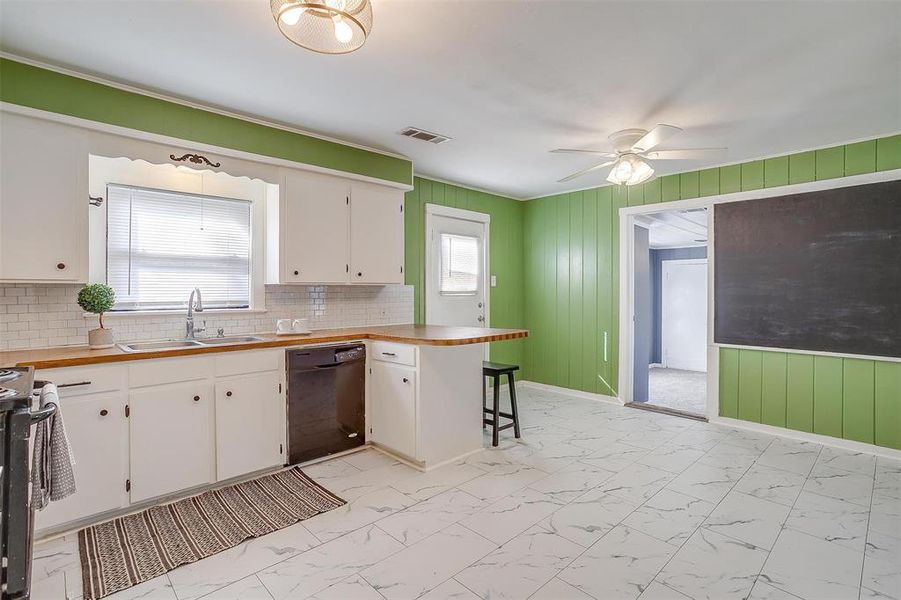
[710,416,901,461]
[520,380,624,406]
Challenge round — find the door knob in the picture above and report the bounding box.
[99,409,108,417]
[402,377,409,383]
[293,270,300,276]
[477,315,485,323]
[193,395,200,402]
[56,262,66,270]
[226,391,232,397]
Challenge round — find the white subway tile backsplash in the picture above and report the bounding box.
[0,284,414,351]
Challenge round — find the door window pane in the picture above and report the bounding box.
[440,233,479,295]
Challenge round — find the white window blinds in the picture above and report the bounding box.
[439,233,480,294]
[106,184,252,311]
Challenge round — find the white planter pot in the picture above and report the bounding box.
[88,327,115,350]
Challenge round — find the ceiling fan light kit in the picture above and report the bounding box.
[271,0,372,54]
[553,124,727,186]
[606,154,655,186]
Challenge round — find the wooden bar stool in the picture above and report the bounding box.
[482,361,521,447]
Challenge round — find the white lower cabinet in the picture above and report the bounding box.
[33,351,287,534]
[128,381,215,503]
[215,371,283,481]
[369,360,417,459]
[33,391,129,531]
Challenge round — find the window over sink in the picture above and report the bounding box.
[106,184,252,311]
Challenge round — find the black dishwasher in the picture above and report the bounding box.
[286,344,365,464]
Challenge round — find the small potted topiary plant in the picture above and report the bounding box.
[77,283,117,349]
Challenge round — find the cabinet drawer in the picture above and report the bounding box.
[35,364,127,398]
[370,341,416,366]
[128,355,214,388]
[214,349,281,377]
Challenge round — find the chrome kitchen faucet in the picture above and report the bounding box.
[186,287,205,339]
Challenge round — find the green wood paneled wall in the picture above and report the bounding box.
[404,177,526,369]
[0,58,412,185]
[719,348,900,449]
[525,134,901,448]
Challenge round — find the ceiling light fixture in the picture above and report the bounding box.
[271,0,372,55]
[606,153,655,186]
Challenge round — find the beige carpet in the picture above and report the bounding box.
[648,367,707,415]
[78,467,344,600]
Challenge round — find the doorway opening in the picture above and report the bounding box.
[424,204,490,330]
[629,207,709,418]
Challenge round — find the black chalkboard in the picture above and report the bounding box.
[714,179,901,358]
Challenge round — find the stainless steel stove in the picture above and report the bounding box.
[1,366,50,599]
[0,369,23,383]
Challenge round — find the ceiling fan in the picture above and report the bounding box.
[551,125,726,186]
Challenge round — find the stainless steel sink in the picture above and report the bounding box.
[118,340,203,352]
[198,336,263,345]
[118,335,263,353]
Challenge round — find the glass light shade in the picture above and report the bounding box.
[271,0,372,54]
[606,154,655,186]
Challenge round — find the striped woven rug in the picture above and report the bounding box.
[77,467,344,599]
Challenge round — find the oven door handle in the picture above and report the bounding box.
[30,402,57,424]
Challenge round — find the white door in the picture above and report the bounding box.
[369,361,416,458]
[34,392,129,531]
[129,381,214,502]
[662,259,708,372]
[283,171,350,284]
[350,183,404,284]
[425,206,488,327]
[215,372,283,481]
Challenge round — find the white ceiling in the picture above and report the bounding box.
[643,209,708,250]
[1,1,899,199]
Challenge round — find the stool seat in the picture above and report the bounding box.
[482,361,520,376]
[482,361,521,447]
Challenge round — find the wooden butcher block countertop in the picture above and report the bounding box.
[0,324,529,369]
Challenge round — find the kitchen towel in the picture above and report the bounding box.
[30,383,77,509]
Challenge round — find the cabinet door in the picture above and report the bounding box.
[129,381,214,503]
[34,392,128,531]
[283,171,350,284]
[0,114,87,282]
[215,371,283,481]
[350,183,404,284]
[369,362,416,458]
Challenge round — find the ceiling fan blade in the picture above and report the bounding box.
[631,124,683,153]
[551,149,617,157]
[645,148,727,160]
[558,160,616,183]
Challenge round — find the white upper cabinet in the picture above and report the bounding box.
[0,113,88,282]
[269,169,405,285]
[350,182,405,284]
[281,170,350,284]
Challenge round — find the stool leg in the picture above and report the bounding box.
[508,372,521,438]
[482,374,487,430]
[492,374,500,447]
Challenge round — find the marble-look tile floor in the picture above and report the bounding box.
[32,385,901,600]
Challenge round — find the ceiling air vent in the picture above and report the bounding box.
[399,127,451,145]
